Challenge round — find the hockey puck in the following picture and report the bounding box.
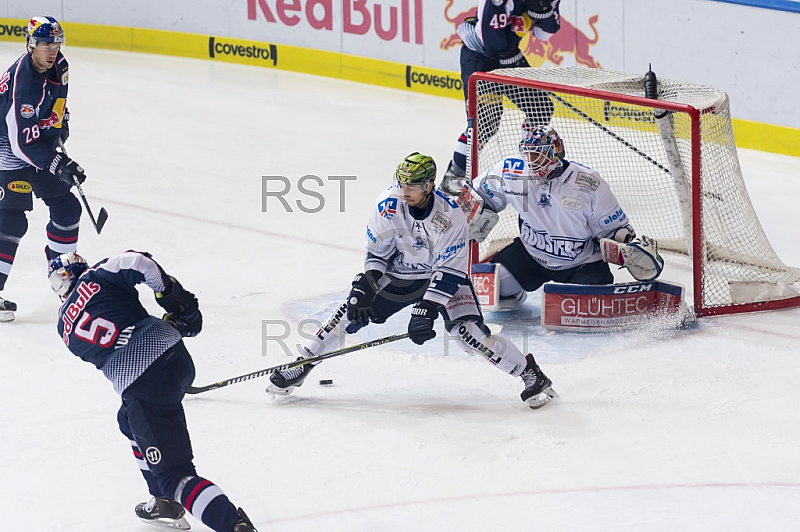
[319,379,333,386]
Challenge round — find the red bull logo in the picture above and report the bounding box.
[440,1,601,69]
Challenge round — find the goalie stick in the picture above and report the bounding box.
[58,139,109,234]
[187,333,409,394]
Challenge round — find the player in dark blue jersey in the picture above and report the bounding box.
[0,16,87,322]
[49,251,258,532]
[441,0,561,195]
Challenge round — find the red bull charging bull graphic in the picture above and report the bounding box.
[440,0,601,69]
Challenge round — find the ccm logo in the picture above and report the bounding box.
[613,284,653,294]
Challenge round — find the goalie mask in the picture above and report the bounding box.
[48,252,89,300]
[25,16,65,49]
[395,152,437,191]
[519,126,565,186]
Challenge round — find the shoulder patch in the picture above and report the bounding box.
[431,211,453,233]
[574,172,600,191]
[377,197,398,219]
[435,189,459,209]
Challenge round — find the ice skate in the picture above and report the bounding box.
[233,507,258,532]
[266,357,315,396]
[134,496,190,530]
[0,295,17,322]
[520,354,558,409]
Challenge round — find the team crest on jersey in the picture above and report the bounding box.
[413,236,428,250]
[575,173,600,191]
[61,70,69,85]
[538,193,552,208]
[502,158,525,180]
[20,104,35,119]
[431,211,452,233]
[378,197,398,219]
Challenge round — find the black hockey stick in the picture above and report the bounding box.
[549,93,671,175]
[187,333,409,395]
[58,139,108,234]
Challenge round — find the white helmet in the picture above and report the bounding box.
[48,252,88,299]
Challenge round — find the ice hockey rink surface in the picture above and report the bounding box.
[1,43,799,531]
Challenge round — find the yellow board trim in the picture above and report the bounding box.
[2,17,797,156]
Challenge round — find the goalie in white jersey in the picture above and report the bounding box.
[468,126,664,308]
[268,153,558,409]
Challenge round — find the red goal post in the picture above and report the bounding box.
[466,67,800,317]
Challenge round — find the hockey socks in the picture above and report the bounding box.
[174,475,241,532]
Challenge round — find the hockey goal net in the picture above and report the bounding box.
[467,67,800,317]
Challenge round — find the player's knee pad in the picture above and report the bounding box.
[44,192,81,226]
[0,209,29,238]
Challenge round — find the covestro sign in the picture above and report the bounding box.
[208,37,278,66]
[405,66,461,97]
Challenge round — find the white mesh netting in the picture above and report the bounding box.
[470,66,800,314]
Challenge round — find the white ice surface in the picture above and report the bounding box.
[1,44,799,532]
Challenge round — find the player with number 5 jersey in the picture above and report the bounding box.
[51,250,258,532]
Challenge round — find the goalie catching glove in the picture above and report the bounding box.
[156,277,203,337]
[600,235,664,282]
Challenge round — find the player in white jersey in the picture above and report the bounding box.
[469,126,663,307]
[268,153,558,409]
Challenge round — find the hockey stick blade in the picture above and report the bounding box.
[58,139,108,234]
[95,207,109,233]
[187,333,409,395]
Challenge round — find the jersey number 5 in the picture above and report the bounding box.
[74,313,119,348]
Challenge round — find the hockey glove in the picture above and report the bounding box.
[347,272,380,326]
[498,48,529,68]
[458,181,502,243]
[163,310,203,338]
[622,236,664,281]
[59,109,70,144]
[48,152,86,185]
[408,300,439,345]
[156,277,203,337]
[525,0,558,15]
[600,235,664,282]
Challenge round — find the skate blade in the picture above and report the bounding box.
[138,515,191,530]
[266,384,296,396]
[0,310,15,322]
[525,386,559,410]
